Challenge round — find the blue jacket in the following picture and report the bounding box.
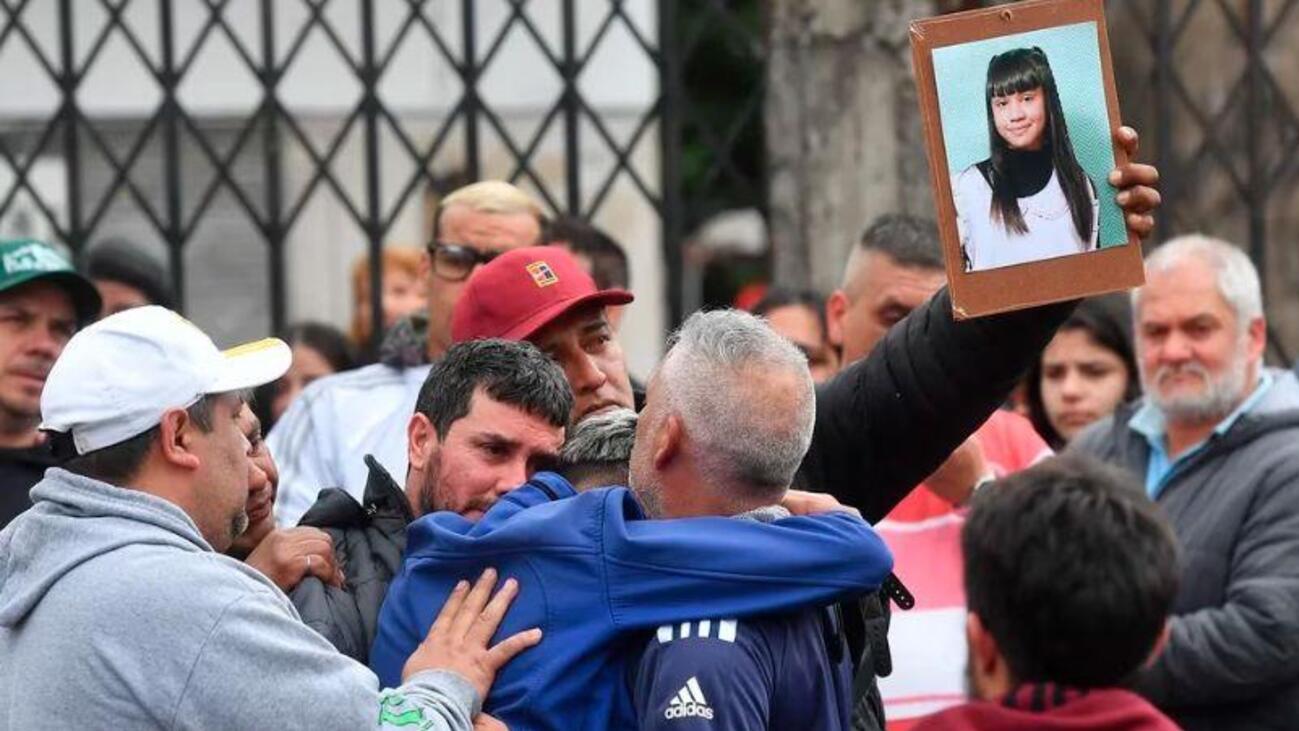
[370,473,893,730]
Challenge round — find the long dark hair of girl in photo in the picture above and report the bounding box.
[955,46,1099,272]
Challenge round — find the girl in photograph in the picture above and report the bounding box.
[954,46,1099,272]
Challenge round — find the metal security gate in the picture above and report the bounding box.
[0,0,693,350]
[1106,0,1299,361]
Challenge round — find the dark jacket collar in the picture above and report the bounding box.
[298,455,414,529]
[1001,683,1088,712]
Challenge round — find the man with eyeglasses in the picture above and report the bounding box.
[269,181,547,526]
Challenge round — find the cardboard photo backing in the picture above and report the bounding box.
[910,0,1145,319]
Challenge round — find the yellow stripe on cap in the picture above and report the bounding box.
[222,338,283,358]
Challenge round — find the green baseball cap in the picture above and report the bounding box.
[0,239,102,325]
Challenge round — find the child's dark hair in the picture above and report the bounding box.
[963,455,1179,688]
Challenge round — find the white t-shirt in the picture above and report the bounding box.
[953,164,1099,272]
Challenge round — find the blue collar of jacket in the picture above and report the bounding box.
[1128,371,1274,497]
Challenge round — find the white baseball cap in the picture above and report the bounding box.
[40,306,292,456]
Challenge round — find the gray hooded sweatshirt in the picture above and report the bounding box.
[0,468,477,730]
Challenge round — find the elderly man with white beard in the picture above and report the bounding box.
[1071,234,1299,731]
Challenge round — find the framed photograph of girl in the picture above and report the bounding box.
[911,0,1144,318]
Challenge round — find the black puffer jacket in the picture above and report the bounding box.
[795,287,1074,731]
[290,456,413,663]
[798,288,1071,520]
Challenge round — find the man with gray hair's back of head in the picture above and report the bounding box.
[630,308,816,517]
[558,407,637,492]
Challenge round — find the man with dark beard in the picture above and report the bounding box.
[290,338,571,662]
[1071,235,1299,730]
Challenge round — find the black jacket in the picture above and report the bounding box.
[290,455,413,663]
[0,445,57,530]
[795,287,1074,730]
[798,287,1071,520]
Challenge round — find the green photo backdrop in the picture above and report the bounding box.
[933,21,1125,248]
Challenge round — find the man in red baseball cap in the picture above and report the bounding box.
[452,246,636,424]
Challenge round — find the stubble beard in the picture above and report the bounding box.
[417,452,443,517]
[230,510,250,542]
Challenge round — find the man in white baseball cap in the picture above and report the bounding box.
[37,305,293,550]
[0,306,539,730]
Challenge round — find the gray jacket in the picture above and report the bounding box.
[1071,369,1299,730]
[0,468,477,730]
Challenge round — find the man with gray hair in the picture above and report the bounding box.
[1072,234,1299,730]
[630,309,817,519]
[631,309,864,729]
[557,407,637,492]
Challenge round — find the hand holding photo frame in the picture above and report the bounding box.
[911,0,1144,318]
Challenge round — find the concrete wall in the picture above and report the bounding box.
[765,0,940,294]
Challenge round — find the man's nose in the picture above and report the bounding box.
[568,352,608,394]
[495,462,529,496]
[25,323,62,361]
[249,460,269,493]
[1160,332,1193,362]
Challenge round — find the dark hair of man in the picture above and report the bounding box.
[751,287,829,341]
[963,454,1179,688]
[1025,293,1141,449]
[83,237,175,309]
[557,407,637,490]
[415,338,573,439]
[984,47,1093,242]
[855,214,944,272]
[547,216,630,290]
[62,396,219,485]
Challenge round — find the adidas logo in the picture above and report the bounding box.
[664,676,714,721]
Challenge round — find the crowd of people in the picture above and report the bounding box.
[0,121,1294,731]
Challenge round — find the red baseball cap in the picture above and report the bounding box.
[451,246,634,343]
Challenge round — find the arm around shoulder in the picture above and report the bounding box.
[607,504,892,630]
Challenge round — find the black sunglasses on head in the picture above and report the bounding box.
[425,242,503,281]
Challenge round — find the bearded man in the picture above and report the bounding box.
[1071,234,1299,730]
[290,338,571,663]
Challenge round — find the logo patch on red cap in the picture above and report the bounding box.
[526,260,559,288]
